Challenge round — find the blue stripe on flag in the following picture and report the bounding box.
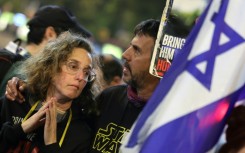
[139,85,245,153]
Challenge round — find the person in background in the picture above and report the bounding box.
[0,4,92,97]
[0,31,99,153]
[98,54,124,90]
[218,105,245,153]
[0,40,24,86]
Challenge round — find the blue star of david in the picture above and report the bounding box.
[186,0,245,90]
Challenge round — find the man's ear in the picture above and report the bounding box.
[44,26,57,41]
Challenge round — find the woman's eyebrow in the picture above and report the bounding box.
[69,59,92,69]
[67,59,78,63]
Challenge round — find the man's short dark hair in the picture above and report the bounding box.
[99,54,123,85]
[134,19,160,40]
[27,5,92,45]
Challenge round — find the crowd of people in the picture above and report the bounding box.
[0,4,160,153]
[0,3,243,153]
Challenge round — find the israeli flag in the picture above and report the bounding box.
[120,0,245,152]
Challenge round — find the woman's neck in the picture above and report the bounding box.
[46,86,72,111]
[56,101,72,111]
[45,96,72,112]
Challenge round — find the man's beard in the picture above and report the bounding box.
[126,70,149,90]
[123,62,149,89]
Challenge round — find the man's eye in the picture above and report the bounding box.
[69,63,79,70]
[133,46,140,53]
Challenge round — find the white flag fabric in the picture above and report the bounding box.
[120,0,245,152]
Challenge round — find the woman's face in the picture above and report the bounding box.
[51,47,93,101]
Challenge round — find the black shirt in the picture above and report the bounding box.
[90,85,145,153]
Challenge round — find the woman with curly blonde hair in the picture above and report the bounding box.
[0,31,100,153]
